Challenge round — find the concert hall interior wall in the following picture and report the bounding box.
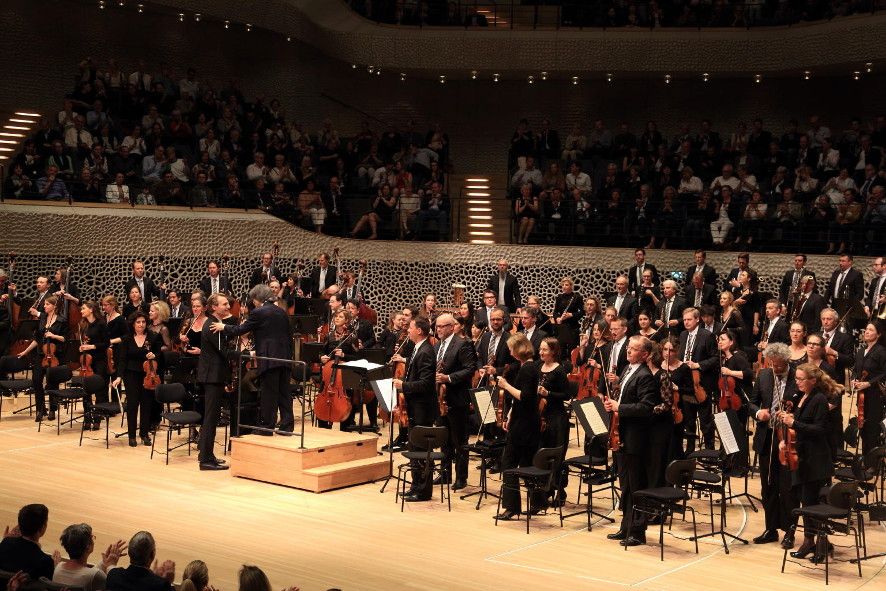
[1,0,884,174]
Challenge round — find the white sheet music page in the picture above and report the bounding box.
[370,378,396,413]
[586,402,607,437]
[341,359,384,370]
[714,412,739,455]
[473,389,495,424]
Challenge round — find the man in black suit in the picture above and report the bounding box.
[685,272,718,310]
[599,317,630,380]
[819,307,855,376]
[778,253,815,306]
[393,317,437,501]
[124,260,164,303]
[627,248,659,296]
[476,307,515,376]
[864,256,886,318]
[748,344,798,546]
[105,531,174,591]
[604,336,657,547]
[166,290,186,320]
[248,252,283,289]
[433,313,477,490]
[0,504,53,580]
[196,293,234,470]
[685,249,718,287]
[654,280,686,339]
[474,290,499,333]
[308,252,337,298]
[823,254,865,314]
[758,299,790,351]
[486,258,522,313]
[198,260,233,297]
[212,284,293,434]
[519,307,547,359]
[607,275,637,324]
[699,306,722,336]
[723,252,757,294]
[793,276,825,334]
[678,307,718,452]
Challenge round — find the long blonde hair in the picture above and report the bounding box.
[796,362,844,402]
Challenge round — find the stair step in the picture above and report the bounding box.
[302,455,391,492]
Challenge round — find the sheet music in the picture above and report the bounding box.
[572,398,608,437]
[714,412,739,455]
[585,403,607,437]
[370,378,396,413]
[341,359,384,370]
[473,389,495,424]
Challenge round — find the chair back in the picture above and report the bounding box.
[533,446,564,490]
[0,355,30,373]
[155,382,187,405]
[409,425,448,451]
[46,365,73,386]
[665,459,696,487]
[864,446,885,472]
[826,481,858,511]
[82,374,106,396]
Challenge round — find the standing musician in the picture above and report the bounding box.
[581,297,605,329]
[474,290,499,330]
[823,254,865,313]
[654,280,686,339]
[819,307,855,375]
[122,286,150,319]
[717,330,753,419]
[718,291,745,342]
[645,342,673,489]
[724,252,756,295]
[196,293,233,471]
[493,333,542,520]
[101,295,126,389]
[180,296,208,357]
[476,307,516,383]
[523,295,550,329]
[519,307,547,360]
[317,309,360,430]
[636,269,661,316]
[792,276,825,334]
[457,301,475,336]
[604,335,657,547]
[112,311,163,447]
[864,256,886,319]
[684,249,718,288]
[607,276,637,325]
[198,260,232,298]
[392,317,436,502]
[16,295,65,422]
[339,271,362,304]
[486,258,522,313]
[77,301,108,431]
[778,254,816,307]
[417,293,439,327]
[700,305,722,336]
[432,313,477,491]
[211,284,294,435]
[852,321,886,454]
[382,313,413,451]
[685,272,718,311]
[249,252,283,289]
[536,337,571,505]
[678,308,718,452]
[661,337,692,462]
[588,317,629,385]
[748,343,798,546]
[12,275,51,321]
[780,363,837,561]
[124,260,164,303]
[0,268,11,360]
[344,300,376,349]
[50,268,81,322]
[166,290,186,320]
[804,334,839,381]
[147,301,173,351]
[627,248,660,297]
[309,252,337,298]
[552,276,583,359]
[759,299,790,349]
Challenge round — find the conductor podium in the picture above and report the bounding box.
[230,426,389,493]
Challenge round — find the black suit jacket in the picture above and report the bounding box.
[684,284,718,309]
[616,364,657,454]
[628,263,659,296]
[684,264,718,287]
[124,275,163,302]
[521,327,547,359]
[779,268,816,304]
[476,330,515,375]
[197,313,230,384]
[866,275,886,312]
[855,343,886,425]
[655,296,687,338]
[606,293,637,321]
[0,536,54,581]
[403,339,436,414]
[748,366,797,452]
[824,330,855,375]
[794,292,826,334]
[106,565,174,591]
[223,301,292,374]
[198,274,233,296]
[486,273,522,312]
[723,266,758,294]
[678,328,718,391]
[249,265,283,288]
[309,265,338,298]
[761,316,790,345]
[436,335,477,407]
[473,307,498,329]
[599,337,629,375]
[824,267,865,308]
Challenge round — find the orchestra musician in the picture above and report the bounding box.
[864,256,886,319]
[786,321,808,367]
[792,276,825,334]
[685,272,718,311]
[627,248,660,297]
[12,275,50,321]
[77,301,108,430]
[759,299,790,349]
[249,252,283,289]
[474,290,499,330]
[392,317,437,502]
[476,307,515,381]
[16,295,65,422]
[456,301,475,336]
[147,301,173,351]
[0,268,11,363]
[717,291,745,343]
[50,267,80,321]
[180,296,208,357]
[699,305,722,336]
[124,260,164,303]
[803,333,838,381]
[819,307,854,375]
[101,295,126,393]
[309,252,337,298]
[852,321,886,454]
[122,286,150,319]
[661,337,692,462]
[780,363,837,562]
[197,260,232,298]
[196,293,233,471]
[381,312,412,451]
[112,311,163,447]
[166,290,186,320]
[678,307,718,452]
[595,317,629,381]
[487,258,522,313]
[317,308,360,430]
[582,296,605,330]
[684,249,717,288]
[733,271,761,349]
[417,293,438,327]
[778,254,816,307]
[493,333,542,520]
[723,252,756,295]
[344,300,376,349]
[645,342,673,489]
[523,295,550,329]
[748,343,798,546]
[552,277,583,359]
[717,329,753,421]
[635,311,660,341]
[432,313,477,491]
[823,254,864,313]
[636,269,660,315]
[537,337,571,506]
[211,284,294,435]
[606,276,637,324]
[604,335,657,547]
[518,307,547,359]
[339,271,362,304]
[653,280,685,339]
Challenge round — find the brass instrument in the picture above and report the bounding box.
[452,283,466,307]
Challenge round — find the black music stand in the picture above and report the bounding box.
[369,369,399,492]
[833,299,866,330]
[340,360,386,434]
[459,385,503,508]
[567,397,616,523]
[290,314,319,339]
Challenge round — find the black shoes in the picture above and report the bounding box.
[47,411,56,421]
[128,437,138,447]
[403,492,431,502]
[790,540,816,559]
[141,435,152,446]
[452,480,467,491]
[200,461,230,471]
[607,530,628,540]
[277,430,294,437]
[781,532,795,549]
[432,475,451,486]
[254,430,274,437]
[753,530,779,544]
[382,443,405,452]
[495,510,518,521]
[620,536,646,547]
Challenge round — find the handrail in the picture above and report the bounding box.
[320,92,390,128]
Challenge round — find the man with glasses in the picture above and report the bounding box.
[474,290,499,329]
[519,307,547,360]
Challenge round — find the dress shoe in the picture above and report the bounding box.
[810,541,834,564]
[47,411,56,421]
[648,515,664,526]
[620,536,646,547]
[790,540,816,559]
[404,492,431,502]
[200,462,230,471]
[432,475,451,486]
[452,480,467,491]
[495,510,518,521]
[141,435,152,446]
[91,422,101,431]
[35,412,46,422]
[607,530,628,540]
[128,437,138,447]
[781,532,795,549]
[277,429,294,437]
[213,458,227,465]
[753,530,779,544]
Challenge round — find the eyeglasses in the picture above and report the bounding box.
[807,341,823,347]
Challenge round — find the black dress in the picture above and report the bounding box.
[115,332,163,439]
[500,361,542,514]
[539,363,571,500]
[317,329,361,430]
[31,315,66,413]
[789,390,834,529]
[646,368,675,488]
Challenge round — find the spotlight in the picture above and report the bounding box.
[865,62,873,73]
[399,73,406,81]
[664,74,671,84]
[118,1,124,6]
[470,70,477,80]
[376,69,381,76]
[702,72,709,82]
[137,4,143,12]
[754,74,762,83]
[351,64,357,69]
[803,70,811,80]
[286,36,291,42]
[540,71,548,81]
[439,75,446,84]
[178,13,184,22]
[98,0,105,9]
[853,71,861,80]
[492,73,500,82]
[606,73,613,83]
[224,20,230,29]
[571,76,579,85]
[528,75,534,84]
[368,65,375,74]
[245,23,252,32]
[194,13,201,22]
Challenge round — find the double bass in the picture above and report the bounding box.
[354,260,378,326]
[314,328,357,423]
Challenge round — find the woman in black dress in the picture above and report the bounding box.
[661,337,691,462]
[494,333,541,520]
[17,295,65,421]
[733,271,762,353]
[717,330,753,425]
[718,291,745,344]
[645,341,674,488]
[102,295,127,399]
[349,184,398,240]
[317,309,361,430]
[78,301,109,429]
[537,337,571,506]
[852,322,886,455]
[787,321,808,367]
[514,188,540,245]
[148,301,173,351]
[180,295,208,358]
[781,363,837,562]
[803,333,838,381]
[112,311,163,447]
[552,277,583,362]
[122,286,149,318]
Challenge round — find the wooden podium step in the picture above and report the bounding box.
[230,426,389,493]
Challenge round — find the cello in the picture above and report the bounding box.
[314,328,357,423]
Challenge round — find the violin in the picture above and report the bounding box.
[718,375,742,411]
[777,400,799,471]
[79,328,94,378]
[41,340,58,369]
[691,367,707,403]
[143,358,160,390]
[314,328,356,423]
[606,378,621,451]
[494,375,505,428]
[106,347,116,374]
[537,373,549,432]
[436,359,448,417]
[855,369,868,429]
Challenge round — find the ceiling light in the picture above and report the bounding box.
[14,112,41,117]
[571,76,579,85]
[664,74,671,84]
[527,75,534,84]
[439,75,446,84]
[98,0,105,8]
[245,23,252,32]
[470,70,477,80]
[540,71,548,81]
[853,71,861,80]
[137,3,143,12]
[224,20,230,28]
[754,74,762,83]
[702,72,709,82]
[178,13,184,22]
[399,73,406,81]
[492,73,500,82]
[865,62,873,73]
[375,69,381,76]
[286,36,291,42]
[803,70,811,80]
[606,73,613,83]
[194,13,201,22]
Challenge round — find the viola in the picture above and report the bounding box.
[856,370,868,429]
[777,400,799,471]
[437,360,448,417]
[494,376,506,428]
[538,373,549,432]
[41,341,58,369]
[718,375,742,411]
[143,357,161,390]
[106,347,116,374]
[691,367,707,403]
[606,380,622,451]
[79,332,94,378]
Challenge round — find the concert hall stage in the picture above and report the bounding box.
[1,396,884,591]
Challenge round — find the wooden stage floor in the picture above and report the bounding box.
[1,400,884,591]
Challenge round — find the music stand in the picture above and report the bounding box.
[369,369,398,491]
[833,299,866,329]
[567,397,617,523]
[290,314,319,339]
[459,386,503,508]
[340,360,386,434]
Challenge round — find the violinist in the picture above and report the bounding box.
[380,313,411,358]
[524,295,549,329]
[582,295,605,328]
[717,291,744,343]
[852,321,886,454]
[661,337,692,461]
[196,293,233,471]
[537,337,571,506]
[646,342,674,488]
[519,307,547,360]
[780,363,837,561]
[758,299,790,353]
[211,284,294,435]
[748,343,797,547]
[635,311,660,342]
[180,296,208,357]
[433,313,477,491]
[803,334,838,381]
[281,274,302,311]
[819,307,854,375]
[552,277,583,359]
[493,333,542,520]
[417,293,438,327]
[102,295,126,385]
[786,321,808,367]
[598,317,629,381]
[344,300,375,349]
[122,286,149,319]
[317,309,360,430]
[17,295,65,422]
[392,317,436,502]
[197,260,232,299]
[112,311,162,447]
[51,267,81,321]
[78,301,108,430]
[717,330,752,422]
[678,308,718,453]
[733,270,761,349]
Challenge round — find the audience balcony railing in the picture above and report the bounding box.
[348,0,884,30]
